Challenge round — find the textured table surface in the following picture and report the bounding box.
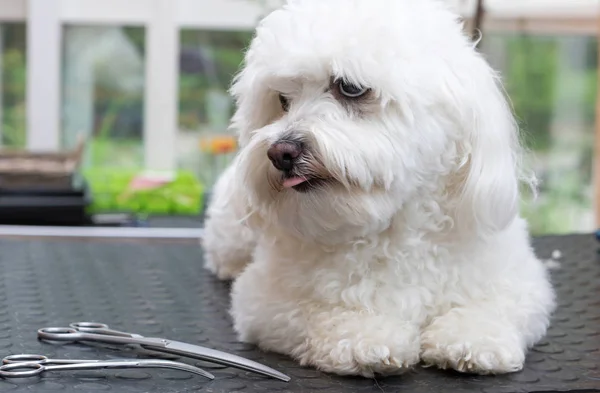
[0,234,598,393]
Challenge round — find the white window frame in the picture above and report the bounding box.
[0,0,597,170]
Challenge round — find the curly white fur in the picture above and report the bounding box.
[202,0,555,377]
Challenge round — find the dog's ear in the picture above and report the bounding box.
[449,56,533,238]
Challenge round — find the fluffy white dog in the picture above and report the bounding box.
[202,0,556,378]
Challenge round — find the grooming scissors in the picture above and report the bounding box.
[38,322,290,382]
[0,354,214,379]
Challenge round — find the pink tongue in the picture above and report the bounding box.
[282,176,307,188]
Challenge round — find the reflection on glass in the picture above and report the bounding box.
[482,33,598,235]
[62,26,145,169]
[178,29,253,188]
[0,23,26,148]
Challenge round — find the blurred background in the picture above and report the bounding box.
[0,0,598,235]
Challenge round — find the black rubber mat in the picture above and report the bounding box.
[0,234,598,392]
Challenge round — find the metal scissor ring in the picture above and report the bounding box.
[70,322,109,330]
[0,362,44,378]
[3,354,48,365]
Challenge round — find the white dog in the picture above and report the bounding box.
[202,0,556,378]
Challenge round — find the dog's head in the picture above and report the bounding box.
[230,0,531,244]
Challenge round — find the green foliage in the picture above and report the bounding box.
[84,167,204,215]
[1,24,26,148]
[502,34,558,151]
[520,168,593,235]
[488,33,598,235]
[87,137,144,169]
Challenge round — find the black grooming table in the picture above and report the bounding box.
[0,234,598,393]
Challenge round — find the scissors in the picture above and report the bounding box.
[38,322,290,382]
[0,354,214,379]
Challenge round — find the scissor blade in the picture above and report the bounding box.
[44,360,215,379]
[141,341,290,382]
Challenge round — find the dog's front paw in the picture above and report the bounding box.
[420,314,525,374]
[297,316,421,377]
[323,337,418,377]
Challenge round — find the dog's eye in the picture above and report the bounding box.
[279,94,290,112]
[337,80,369,98]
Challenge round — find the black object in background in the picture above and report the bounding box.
[0,181,92,226]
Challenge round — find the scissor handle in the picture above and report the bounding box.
[69,322,136,338]
[0,362,44,378]
[39,327,77,335]
[69,322,109,330]
[37,327,82,342]
[3,355,47,365]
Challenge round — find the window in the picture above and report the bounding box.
[62,25,145,169]
[177,29,253,188]
[481,33,598,235]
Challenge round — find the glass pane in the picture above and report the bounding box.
[0,23,26,148]
[481,33,598,236]
[62,25,145,169]
[178,29,253,188]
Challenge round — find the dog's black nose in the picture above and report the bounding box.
[267,141,302,171]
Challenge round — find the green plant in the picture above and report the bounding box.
[84,168,205,215]
[503,34,558,152]
[1,24,27,148]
